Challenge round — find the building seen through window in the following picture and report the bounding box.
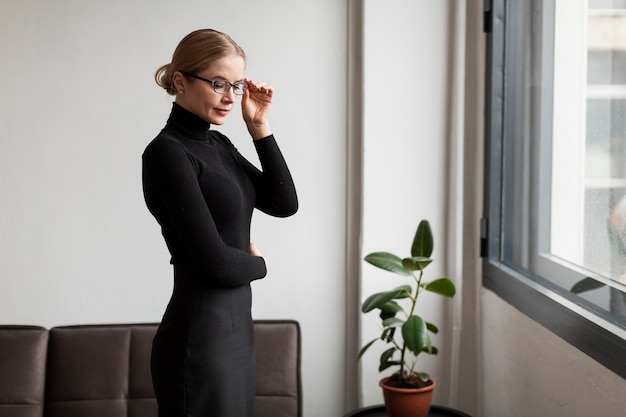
[544,0,626,319]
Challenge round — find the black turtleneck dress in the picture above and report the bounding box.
[142,103,298,417]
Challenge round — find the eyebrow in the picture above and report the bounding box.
[209,75,245,83]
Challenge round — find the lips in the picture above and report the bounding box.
[215,108,230,117]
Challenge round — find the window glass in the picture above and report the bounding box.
[485,0,626,379]
[497,0,626,326]
[560,4,626,292]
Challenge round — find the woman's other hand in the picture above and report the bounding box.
[249,241,268,269]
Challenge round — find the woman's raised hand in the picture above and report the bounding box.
[242,78,273,140]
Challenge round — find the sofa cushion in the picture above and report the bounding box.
[45,324,157,417]
[0,325,48,417]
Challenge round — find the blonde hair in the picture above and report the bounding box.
[155,29,246,95]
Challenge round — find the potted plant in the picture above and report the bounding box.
[359,219,456,417]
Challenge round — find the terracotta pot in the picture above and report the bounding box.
[379,377,436,417]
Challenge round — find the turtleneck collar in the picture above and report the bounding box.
[164,102,211,141]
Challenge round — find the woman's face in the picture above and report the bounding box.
[174,54,245,125]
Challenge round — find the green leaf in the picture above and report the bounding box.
[379,309,396,322]
[358,338,378,360]
[402,315,427,355]
[379,347,399,372]
[424,334,433,353]
[381,327,396,343]
[423,277,456,297]
[571,277,605,294]
[426,321,439,334]
[379,301,403,315]
[411,220,434,258]
[361,286,412,313]
[365,252,412,276]
[380,347,396,363]
[417,372,430,382]
[382,317,405,328]
[379,360,401,372]
[402,256,433,272]
[423,345,439,355]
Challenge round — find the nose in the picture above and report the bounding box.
[222,88,237,102]
[224,85,237,101]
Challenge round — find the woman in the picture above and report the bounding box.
[142,29,298,417]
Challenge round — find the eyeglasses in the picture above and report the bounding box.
[180,71,248,95]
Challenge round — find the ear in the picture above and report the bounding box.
[172,71,185,91]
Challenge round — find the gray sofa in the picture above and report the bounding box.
[0,320,301,417]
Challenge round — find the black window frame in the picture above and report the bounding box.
[483,0,626,379]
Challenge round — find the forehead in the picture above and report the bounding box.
[200,54,245,80]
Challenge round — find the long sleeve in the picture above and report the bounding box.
[142,136,267,287]
[231,134,298,217]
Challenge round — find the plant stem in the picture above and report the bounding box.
[400,269,424,382]
[409,269,423,317]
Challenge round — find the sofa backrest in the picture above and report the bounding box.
[45,324,156,417]
[0,326,48,417]
[0,321,301,417]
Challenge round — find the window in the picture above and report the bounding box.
[484,0,626,378]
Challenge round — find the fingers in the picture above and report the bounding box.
[249,242,268,270]
[244,78,273,97]
[250,241,262,257]
[241,78,273,139]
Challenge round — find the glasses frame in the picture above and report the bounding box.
[180,71,248,95]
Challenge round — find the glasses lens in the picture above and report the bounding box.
[212,81,229,94]
[232,82,248,95]
[212,81,247,95]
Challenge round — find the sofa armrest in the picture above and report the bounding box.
[254,320,302,417]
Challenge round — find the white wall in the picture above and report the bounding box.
[481,290,626,417]
[359,0,457,408]
[0,1,347,417]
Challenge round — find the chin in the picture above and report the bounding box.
[208,115,228,126]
